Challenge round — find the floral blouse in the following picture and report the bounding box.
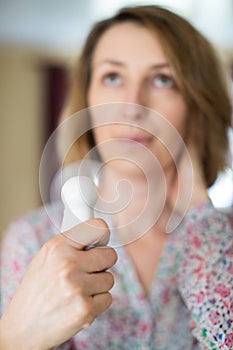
[0,202,233,349]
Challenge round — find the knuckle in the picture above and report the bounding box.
[62,285,78,303]
[91,218,109,230]
[89,247,117,272]
[81,321,92,330]
[91,250,107,272]
[91,252,104,272]
[57,268,82,302]
[57,259,76,280]
[106,247,118,265]
[105,272,115,289]
[41,235,63,259]
[105,292,113,308]
[75,298,94,325]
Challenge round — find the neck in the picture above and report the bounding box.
[96,163,176,243]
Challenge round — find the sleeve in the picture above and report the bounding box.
[0,219,42,316]
[0,217,75,349]
[176,203,233,350]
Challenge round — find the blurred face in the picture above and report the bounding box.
[87,22,188,176]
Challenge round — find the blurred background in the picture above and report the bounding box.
[0,0,233,233]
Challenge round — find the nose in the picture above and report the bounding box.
[124,82,145,105]
[121,84,147,120]
[121,102,146,121]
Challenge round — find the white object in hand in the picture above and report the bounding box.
[61,176,98,232]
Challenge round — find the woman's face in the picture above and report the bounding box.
[87,22,188,176]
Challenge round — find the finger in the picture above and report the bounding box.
[84,247,118,273]
[83,271,114,296]
[61,218,110,250]
[75,247,117,273]
[91,292,113,319]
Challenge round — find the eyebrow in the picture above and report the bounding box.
[94,59,170,70]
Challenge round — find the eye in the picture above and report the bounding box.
[103,73,123,87]
[151,74,175,89]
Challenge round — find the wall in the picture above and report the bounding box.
[0,47,45,233]
[0,44,232,236]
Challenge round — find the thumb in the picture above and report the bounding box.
[61,218,110,250]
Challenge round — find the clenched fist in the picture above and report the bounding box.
[0,219,117,350]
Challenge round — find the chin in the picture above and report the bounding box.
[105,157,162,180]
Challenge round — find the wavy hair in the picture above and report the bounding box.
[58,5,232,187]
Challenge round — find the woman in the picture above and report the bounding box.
[1,5,232,349]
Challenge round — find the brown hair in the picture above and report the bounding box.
[59,5,232,187]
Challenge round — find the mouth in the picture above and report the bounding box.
[117,135,153,146]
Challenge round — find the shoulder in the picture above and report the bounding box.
[184,202,233,231]
[170,203,233,261]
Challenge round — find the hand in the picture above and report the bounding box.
[0,219,117,350]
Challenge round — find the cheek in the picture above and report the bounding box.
[92,126,120,164]
[88,80,114,106]
[91,126,110,162]
[87,87,95,107]
[157,95,188,138]
[87,81,100,106]
[150,97,188,167]
[170,111,187,138]
[92,125,112,145]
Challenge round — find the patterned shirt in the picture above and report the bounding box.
[1,202,233,349]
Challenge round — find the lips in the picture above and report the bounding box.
[117,135,153,145]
